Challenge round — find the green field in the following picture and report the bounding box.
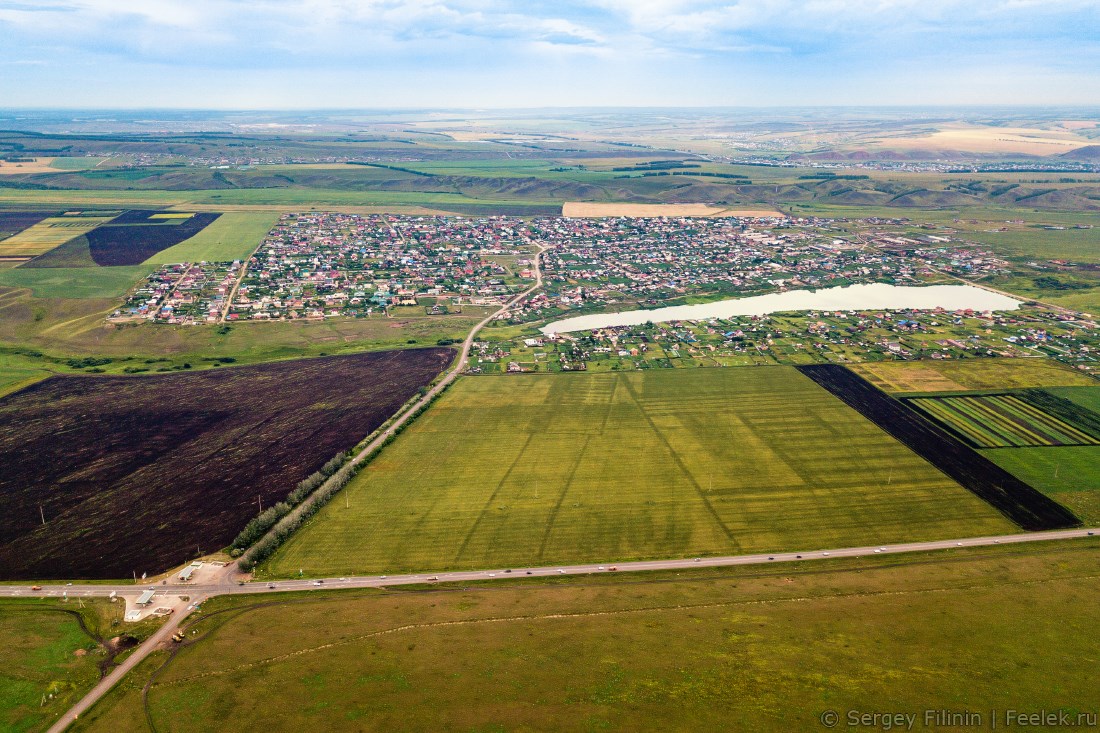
[0,365,50,398]
[907,393,1100,448]
[144,211,279,264]
[74,539,1100,733]
[985,446,1100,525]
[964,226,1100,264]
[0,598,131,733]
[48,157,108,172]
[263,368,1013,578]
[979,386,1100,524]
[0,187,565,212]
[0,266,147,299]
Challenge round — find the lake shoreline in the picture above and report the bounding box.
[541,283,1022,335]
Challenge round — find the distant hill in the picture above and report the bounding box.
[1061,145,1100,161]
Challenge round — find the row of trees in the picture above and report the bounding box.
[234,380,453,572]
[229,453,348,554]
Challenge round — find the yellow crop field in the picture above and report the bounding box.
[851,358,1097,394]
[0,215,116,257]
[0,158,58,174]
[867,125,1090,156]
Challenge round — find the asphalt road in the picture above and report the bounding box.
[8,527,1094,604]
[43,594,208,733]
[16,526,1095,732]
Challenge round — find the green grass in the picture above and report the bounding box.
[0,266,147,299]
[262,368,1013,578]
[1050,385,1100,413]
[984,446,1100,525]
[0,187,562,209]
[144,212,278,264]
[48,157,108,172]
[73,539,1100,733]
[964,227,1100,263]
[979,386,1100,525]
[0,599,115,733]
[0,365,50,398]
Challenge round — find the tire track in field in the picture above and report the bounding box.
[38,304,119,337]
[618,374,740,550]
[453,433,536,563]
[537,434,592,560]
[151,571,1100,689]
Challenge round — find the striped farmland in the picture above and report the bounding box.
[906,394,1100,449]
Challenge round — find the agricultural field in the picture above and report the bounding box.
[977,387,1100,525]
[0,211,50,243]
[850,357,1097,394]
[963,225,1100,264]
[0,597,159,733]
[0,348,454,580]
[143,212,278,264]
[864,124,1092,156]
[75,539,1100,733]
[263,367,1014,578]
[24,211,221,268]
[799,365,1080,530]
[0,213,119,259]
[47,157,109,172]
[0,266,148,299]
[905,392,1100,448]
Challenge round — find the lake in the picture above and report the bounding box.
[540,283,1022,334]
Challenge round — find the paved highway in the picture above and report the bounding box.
[7,528,1094,602]
[21,526,1096,732]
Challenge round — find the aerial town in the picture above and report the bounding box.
[110,212,1100,375]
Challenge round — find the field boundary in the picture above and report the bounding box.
[903,392,1100,449]
[244,242,549,574]
[797,364,1081,531]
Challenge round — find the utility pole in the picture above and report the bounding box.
[257,495,263,513]
[39,504,46,526]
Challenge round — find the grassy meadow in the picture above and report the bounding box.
[144,211,278,264]
[0,265,148,299]
[263,368,1013,578]
[75,539,1100,733]
[0,597,143,733]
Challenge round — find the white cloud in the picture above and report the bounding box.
[0,0,1097,105]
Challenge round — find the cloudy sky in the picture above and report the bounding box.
[1,0,1098,108]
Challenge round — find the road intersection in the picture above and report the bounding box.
[20,526,1095,731]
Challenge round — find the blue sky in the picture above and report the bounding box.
[1,0,1098,108]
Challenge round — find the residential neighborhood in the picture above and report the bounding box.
[112,212,1099,377]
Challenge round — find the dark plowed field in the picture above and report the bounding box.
[86,212,220,265]
[0,349,453,580]
[0,211,50,240]
[797,364,1080,531]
